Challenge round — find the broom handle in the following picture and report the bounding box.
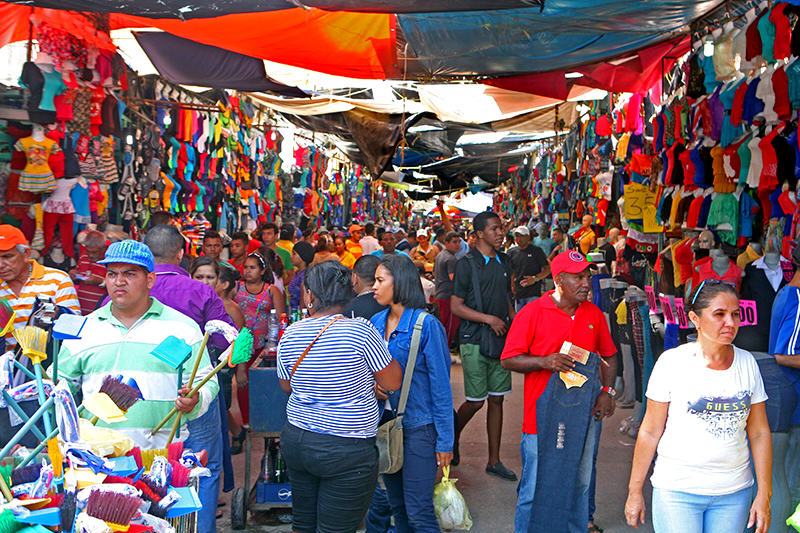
[18,426,59,468]
[33,363,52,435]
[152,357,227,435]
[167,332,210,444]
[0,470,11,502]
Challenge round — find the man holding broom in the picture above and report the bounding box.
[57,239,219,449]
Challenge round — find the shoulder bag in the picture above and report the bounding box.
[465,254,507,359]
[376,311,427,474]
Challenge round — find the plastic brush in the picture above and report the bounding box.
[59,490,77,532]
[88,376,142,424]
[12,326,52,436]
[46,439,62,480]
[166,442,183,463]
[85,491,142,531]
[151,328,254,435]
[0,299,15,336]
[168,460,190,488]
[11,464,41,486]
[0,509,19,533]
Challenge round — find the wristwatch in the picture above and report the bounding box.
[601,386,617,398]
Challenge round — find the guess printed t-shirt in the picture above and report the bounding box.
[646,343,767,495]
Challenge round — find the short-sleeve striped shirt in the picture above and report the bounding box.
[0,260,80,346]
[277,314,393,439]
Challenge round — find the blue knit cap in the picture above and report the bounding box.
[99,240,155,272]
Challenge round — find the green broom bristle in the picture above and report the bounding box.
[0,509,20,533]
[230,328,254,366]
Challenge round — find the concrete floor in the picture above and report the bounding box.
[217,364,653,532]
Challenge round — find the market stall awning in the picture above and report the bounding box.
[1,0,747,82]
[133,31,308,96]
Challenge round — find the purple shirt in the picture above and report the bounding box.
[103,263,234,351]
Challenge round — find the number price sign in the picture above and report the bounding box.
[644,285,658,312]
[739,300,758,326]
[673,298,689,329]
[659,295,677,325]
[623,183,657,221]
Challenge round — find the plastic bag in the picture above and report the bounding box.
[788,501,800,531]
[433,466,472,531]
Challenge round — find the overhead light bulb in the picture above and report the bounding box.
[703,38,714,57]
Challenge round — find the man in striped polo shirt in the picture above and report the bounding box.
[0,225,79,350]
[57,240,219,449]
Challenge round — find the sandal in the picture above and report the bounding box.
[588,524,603,533]
[230,428,247,455]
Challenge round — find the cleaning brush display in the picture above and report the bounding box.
[85,490,143,531]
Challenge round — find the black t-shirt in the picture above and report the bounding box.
[342,292,388,320]
[508,244,548,299]
[453,247,512,342]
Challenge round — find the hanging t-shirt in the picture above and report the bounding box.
[737,133,752,186]
[756,67,778,123]
[759,125,784,191]
[757,6,777,63]
[770,3,791,60]
[646,343,767,496]
[746,133,764,188]
[14,136,61,193]
[746,9,769,61]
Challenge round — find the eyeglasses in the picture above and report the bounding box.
[690,279,736,306]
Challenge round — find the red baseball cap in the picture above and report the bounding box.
[551,250,595,278]
[0,225,28,251]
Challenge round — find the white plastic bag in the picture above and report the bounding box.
[433,466,472,530]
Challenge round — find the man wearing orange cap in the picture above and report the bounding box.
[0,224,80,347]
[346,224,364,259]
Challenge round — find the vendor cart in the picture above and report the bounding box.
[230,366,291,530]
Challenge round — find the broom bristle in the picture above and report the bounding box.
[11,464,41,486]
[86,491,142,527]
[140,476,167,499]
[0,299,14,335]
[230,328,254,365]
[98,376,141,412]
[0,509,20,533]
[168,460,190,487]
[12,326,48,360]
[166,442,183,462]
[59,491,77,531]
[47,439,63,479]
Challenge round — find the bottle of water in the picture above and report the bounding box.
[266,309,279,360]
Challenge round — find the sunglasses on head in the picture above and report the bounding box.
[690,279,736,306]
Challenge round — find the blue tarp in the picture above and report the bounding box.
[398,0,743,76]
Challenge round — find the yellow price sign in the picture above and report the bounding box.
[624,183,657,221]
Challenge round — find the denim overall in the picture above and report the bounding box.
[529,352,601,533]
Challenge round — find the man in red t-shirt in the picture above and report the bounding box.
[501,250,617,533]
[70,230,108,314]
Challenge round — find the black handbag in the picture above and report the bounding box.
[466,254,507,359]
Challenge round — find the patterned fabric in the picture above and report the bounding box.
[14,136,61,193]
[234,281,274,354]
[67,88,91,137]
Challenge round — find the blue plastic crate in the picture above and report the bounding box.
[256,481,292,504]
[248,367,289,434]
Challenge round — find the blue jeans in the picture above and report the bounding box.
[185,396,223,533]
[530,352,601,533]
[515,297,538,312]
[514,433,538,533]
[383,424,439,533]
[788,426,800,512]
[651,486,752,533]
[588,421,602,523]
[365,483,394,533]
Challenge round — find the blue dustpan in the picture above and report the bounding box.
[21,507,60,526]
[150,336,192,369]
[165,486,203,518]
[109,455,139,477]
[52,314,87,341]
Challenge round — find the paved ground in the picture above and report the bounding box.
[217,364,654,532]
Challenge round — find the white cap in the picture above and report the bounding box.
[513,226,530,236]
[416,229,428,238]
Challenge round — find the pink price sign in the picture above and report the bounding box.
[644,285,657,311]
[673,298,689,329]
[739,300,758,326]
[659,295,677,325]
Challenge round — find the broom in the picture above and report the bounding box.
[12,326,51,435]
[167,332,210,444]
[86,376,142,425]
[151,328,253,436]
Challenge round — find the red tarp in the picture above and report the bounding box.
[487,35,690,97]
[0,2,398,79]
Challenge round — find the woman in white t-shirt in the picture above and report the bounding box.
[625,280,772,533]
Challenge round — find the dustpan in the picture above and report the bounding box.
[108,456,138,477]
[52,314,87,340]
[165,485,202,518]
[20,507,60,527]
[150,336,192,387]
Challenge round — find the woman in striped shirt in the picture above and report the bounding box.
[277,260,402,533]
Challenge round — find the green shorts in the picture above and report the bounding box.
[460,343,512,401]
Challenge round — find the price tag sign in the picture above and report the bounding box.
[624,183,657,222]
[674,298,689,329]
[644,285,657,311]
[740,300,758,326]
[659,295,676,324]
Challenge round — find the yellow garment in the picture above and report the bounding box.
[615,300,628,325]
[346,239,363,259]
[669,187,683,231]
[616,133,630,161]
[277,240,294,254]
[736,244,763,270]
[576,228,596,255]
[337,250,356,269]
